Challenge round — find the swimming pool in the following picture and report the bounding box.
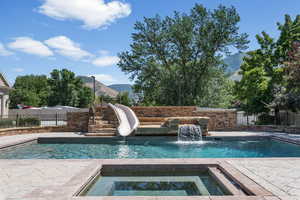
[0,137,300,159]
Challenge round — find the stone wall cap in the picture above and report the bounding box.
[166,117,210,120]
[196,107,237,112]
[0,126,66,133]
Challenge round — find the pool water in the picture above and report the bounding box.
[82,172,228,196]
[1,137,300,159]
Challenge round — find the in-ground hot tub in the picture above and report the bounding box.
[79,165,245,197]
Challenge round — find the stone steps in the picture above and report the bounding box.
[89,124,116,129]
[139,117,166,122]
[88,127,116,134]
[87,106,117,135]
[140,122,163,125]
[85,132,116,136]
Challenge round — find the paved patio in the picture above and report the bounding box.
[0,131,299,200]
[228,159,300,200]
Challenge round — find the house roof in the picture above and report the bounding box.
[0,73,10,88]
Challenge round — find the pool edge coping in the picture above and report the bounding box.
[70,161,277,200]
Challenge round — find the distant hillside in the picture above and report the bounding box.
[224,53,246,81]
[108,84,134,98]
[224,53,245,74]
[78,76,119,98]
[109,84,132,93]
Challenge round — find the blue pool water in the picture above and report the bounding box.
[0,137,300,159]
[82,173,227,196]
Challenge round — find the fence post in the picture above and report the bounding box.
[56,113,58,126]
[286,111,289,126]
[16,114,19,127]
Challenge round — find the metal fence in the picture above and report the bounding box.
[237,111,300,127]
[237,111,258,126]
[0,113,68,129]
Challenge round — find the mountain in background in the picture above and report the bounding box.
[224,53,245,73]
[224,52,246,81]
[108,84,134,98]
[78,76,119,98]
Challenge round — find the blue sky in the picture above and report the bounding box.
[0,0,300,86]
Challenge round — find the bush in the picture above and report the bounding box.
[255,114,275,125]
[0,119,14,128]
[18,117,41,127]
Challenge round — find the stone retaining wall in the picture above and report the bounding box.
[0,112,89,137]
[131,106,237,131]
[65,107,237,132]
[67,112,89,132]
[99,106,237,131]
[0,126,71,137]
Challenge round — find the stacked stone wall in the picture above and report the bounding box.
[131,106,237,131]
[100,106,237,131]
[0,126,71,137]
[66,112,89,132]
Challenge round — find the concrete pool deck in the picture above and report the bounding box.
[0,131,299,200]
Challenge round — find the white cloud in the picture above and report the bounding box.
[8,37,53,57]
[98,50,110,56]
[92,55,119,67]
[0,43,13,56]
[38,0,131,29]
[45,36,92,60]
[12,68,24,73]
[92,74,117,85]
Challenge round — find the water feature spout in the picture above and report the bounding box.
[178,125,202,142]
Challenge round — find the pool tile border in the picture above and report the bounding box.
[71,159,277,200]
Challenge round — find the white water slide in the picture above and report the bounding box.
[108,103,140,137]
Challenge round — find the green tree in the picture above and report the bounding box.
[235,15,300,123]
[78,87,93,108]
[48,69,92,108]
[9,75,50,108]
[118,4,248,106]
[116,92,132,106]
[283,42,300,111]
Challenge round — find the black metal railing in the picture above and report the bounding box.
[0,113,68,129]
[237,111,300,126]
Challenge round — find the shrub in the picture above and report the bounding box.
[18,117,41,127]
[255,114,275,125]
[0,119,14,128]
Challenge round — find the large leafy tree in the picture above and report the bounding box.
[283,41,300,111]
[48,69,92,107]
[9,75,50,108]
[10,69,93,108]
[235,32,281,114]
[235,15,300,123]
[116,92,132,106]
[118,4,248,106]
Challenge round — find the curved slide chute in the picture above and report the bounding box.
[108,103,140,137]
